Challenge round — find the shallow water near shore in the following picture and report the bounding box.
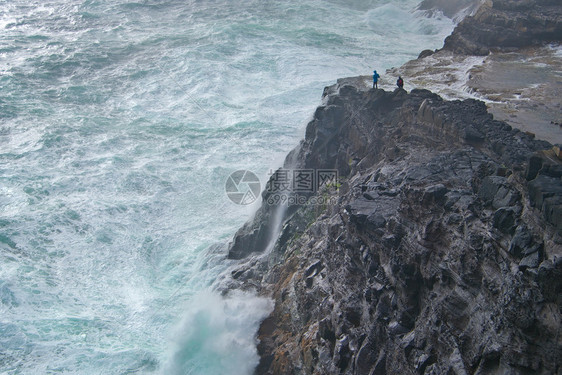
[0,1,456,373]
[468,45,562,144]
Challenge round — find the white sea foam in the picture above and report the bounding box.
[161,290,273,375]
[550,43,562,57]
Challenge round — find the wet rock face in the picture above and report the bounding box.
[527,158,562,236]
[442,0,562,55]
[226,81,562,375]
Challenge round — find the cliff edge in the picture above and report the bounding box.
[227,81,561,375]
[223,1,562,374]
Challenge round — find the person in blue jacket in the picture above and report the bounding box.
[373,70,380,89]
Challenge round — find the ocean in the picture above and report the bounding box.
[0,1,455,373]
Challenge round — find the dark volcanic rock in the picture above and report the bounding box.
[528,175,562,210]
[442,0,562,55]
[224,78,562,374]
[527,158,562,235]
[417,49,435,59]
[492,206,519,234]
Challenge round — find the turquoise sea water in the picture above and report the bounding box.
[0,1,454,373]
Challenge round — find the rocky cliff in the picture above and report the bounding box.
[223,1,562,374]
[442,0,562,56]
[227,80,561,375]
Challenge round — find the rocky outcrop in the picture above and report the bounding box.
[221,1,562,373]
[442,0,562,55]
[394,0,562,145]
[225,79,562,374]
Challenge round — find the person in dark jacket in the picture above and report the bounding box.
[373,70,380,89]
[396,76,404,89]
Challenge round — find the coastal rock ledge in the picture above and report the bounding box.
[225,81,562,374]
[442,0,562,55]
